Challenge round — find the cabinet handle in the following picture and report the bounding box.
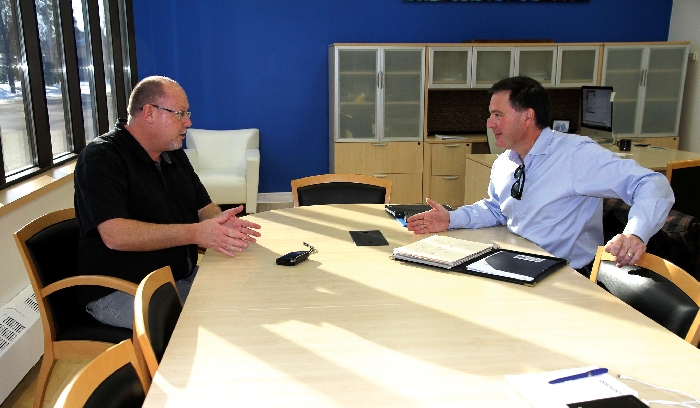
[372,174,388,178]
[443,176,460,180]
[444,144,461,148]
[371,143,388,147]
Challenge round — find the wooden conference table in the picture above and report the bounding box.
[144,205,700,407]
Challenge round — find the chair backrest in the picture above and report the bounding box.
[53,339,150,408]
[590,246,700,346]
[486,128,506,155]
[134,266,182,378]
[291,174,392,207]
[185,128,259,171]
[666,158,700,220]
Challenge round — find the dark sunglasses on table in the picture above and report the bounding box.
[511,164,525,200]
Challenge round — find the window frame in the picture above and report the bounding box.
[0,0,136,189]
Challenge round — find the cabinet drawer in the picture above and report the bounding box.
[430,175,465,209]
[334,142,423,174]
[431,143,470,175]
[384,173,423,204]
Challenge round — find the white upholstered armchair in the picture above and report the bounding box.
[183,128,260,213]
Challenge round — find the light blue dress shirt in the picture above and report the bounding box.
[449,128,674,269]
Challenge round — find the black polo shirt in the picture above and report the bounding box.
[74,120,211,292]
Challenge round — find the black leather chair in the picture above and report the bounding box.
[590,246,700,346]
[666,158,700,220]
[134,266,182,378]
[53,339,149,408]
[291,174,392,207]
[13,208,138,408]
[602,197,700,281]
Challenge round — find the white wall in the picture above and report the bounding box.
[0,182,74,307]
[669,0,700,153]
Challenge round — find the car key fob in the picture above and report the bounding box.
[276,251,310,266]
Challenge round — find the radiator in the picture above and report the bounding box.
[0,285,42,404]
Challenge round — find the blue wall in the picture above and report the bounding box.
[133,0,673,193]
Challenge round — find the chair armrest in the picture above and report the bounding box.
[183,148,198,170]
[42,276,139,297]
[245,149,260,213]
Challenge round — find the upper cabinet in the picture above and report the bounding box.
[556,45,601,87]
[602,44,689,138]
[471,46,516,88]
[515,46,558,87]
[429,46,472,89]
[330,45,425,142]
[429,44,601,89]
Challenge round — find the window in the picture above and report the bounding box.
[0,0,34,175]
[0,0,136,187]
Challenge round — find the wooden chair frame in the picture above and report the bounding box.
[590,246,700,346]
[291,174,392,207]
[134,266,179,378]
[53,339,150,407]
[665,158,700,183]
[14,208,138,408]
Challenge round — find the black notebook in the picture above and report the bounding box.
[452,249,567,286]
[385,204,454,219]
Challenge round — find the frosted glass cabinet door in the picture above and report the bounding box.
[602,47,644,136]
[641,46,688,135]
[429,47,471,88]
[472,47,514,88]
[516,47,556,87]
[557,46,600,87]
[337,48,379,140]
[383,48,424,140]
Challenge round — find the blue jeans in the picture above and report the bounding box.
[86,267,197,329]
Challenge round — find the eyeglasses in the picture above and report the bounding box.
[149,104,192,120]
[511,164,525,200]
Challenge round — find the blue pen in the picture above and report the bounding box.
[548,368,608,384]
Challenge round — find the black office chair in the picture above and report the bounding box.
[666,158,700,220]
[14,208,138,408]
[134,266,182,378]
[590,246,700,347]
[291,174,392,207]
[53,339,150,408]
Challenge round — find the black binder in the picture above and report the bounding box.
[385,204,454,219]
[451,249,567,286]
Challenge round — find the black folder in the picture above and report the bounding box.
[451,249,567,286]
[385,204,454,219]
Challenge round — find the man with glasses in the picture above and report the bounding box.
[407,76,674,277]
[74,75,261,328]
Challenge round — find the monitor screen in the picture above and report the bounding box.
[581,86,613,132]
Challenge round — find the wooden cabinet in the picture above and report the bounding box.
[423,139,479,208]
[464,154,497,206]
[330,141,424,204]
[330,45,425,142]
[329,44,425,203]
[602,43,689,138]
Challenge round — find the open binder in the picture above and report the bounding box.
[393,235,567,286]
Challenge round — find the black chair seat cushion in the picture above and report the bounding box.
[84,363,145,408]
[602,198,700,280]
[148,283,182,362]
[597,261,699,339]
[297,182,386,206]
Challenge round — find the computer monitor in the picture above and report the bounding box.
[580,86,614,143]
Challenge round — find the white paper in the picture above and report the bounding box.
[505,365,638,408]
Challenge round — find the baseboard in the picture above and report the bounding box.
[257,192,292,204]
